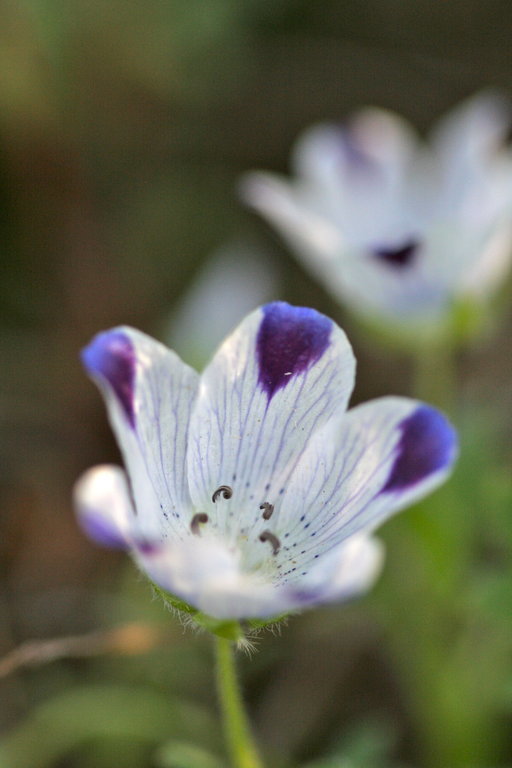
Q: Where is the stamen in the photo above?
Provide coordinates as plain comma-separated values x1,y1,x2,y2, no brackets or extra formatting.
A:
212,485,233,503
190,513,208,535
259,530,281,555
259,502,274,520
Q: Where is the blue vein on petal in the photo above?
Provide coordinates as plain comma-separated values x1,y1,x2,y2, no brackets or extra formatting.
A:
256,302,332,401
81,330,136,427
382,405,457,492
373,239,418,268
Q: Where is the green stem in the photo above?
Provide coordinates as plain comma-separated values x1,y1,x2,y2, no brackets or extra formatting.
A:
214,636,264,768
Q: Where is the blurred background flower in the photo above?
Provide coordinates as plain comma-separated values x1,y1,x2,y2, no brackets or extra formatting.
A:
241,92,512,346
1,1,512,767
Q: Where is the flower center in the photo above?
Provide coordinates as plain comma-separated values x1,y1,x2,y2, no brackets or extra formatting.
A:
190,485,283,577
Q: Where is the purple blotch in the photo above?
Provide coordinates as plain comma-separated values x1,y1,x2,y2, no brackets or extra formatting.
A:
79,510,128,550
287,582,329,607
256,303,332,400
134,539,161,556
383,405,457,493
82,330,136,427
373,239,418,268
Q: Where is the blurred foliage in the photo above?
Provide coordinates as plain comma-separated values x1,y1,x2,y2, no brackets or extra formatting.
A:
0,683,220,768
1,0,512,766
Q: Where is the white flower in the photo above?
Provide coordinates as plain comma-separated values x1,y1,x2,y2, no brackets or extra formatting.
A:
241,93,512,329
74,302,457,621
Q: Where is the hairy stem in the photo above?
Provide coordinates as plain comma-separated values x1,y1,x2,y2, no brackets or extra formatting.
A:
215,636,264,768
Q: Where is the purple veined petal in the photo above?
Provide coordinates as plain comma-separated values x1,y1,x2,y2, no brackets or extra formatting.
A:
187,302,355,540
285,535,384,608
82,327,199,538
256,302,332,400
73,465,134,549
82,331,137,427
382,405,457,493
274,397,457,568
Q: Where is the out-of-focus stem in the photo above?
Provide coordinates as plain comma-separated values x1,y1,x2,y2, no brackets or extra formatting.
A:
384,342,501,767
413,342,456,414
0,623,169,678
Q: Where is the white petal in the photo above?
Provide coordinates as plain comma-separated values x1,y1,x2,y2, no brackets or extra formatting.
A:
242,171,358,313
134,533,383,619
187,302,355,538
81,327,199,537
285,535,384,607
321,245,444,322
273,397,458,567
290,123,355,188
342,107,418,172
460,220,512,298
134,536,289,619
431,90,511,171
323,217,512,323
74,465,134,548
240,172,345,261
291,110,418,187
242,112,418,250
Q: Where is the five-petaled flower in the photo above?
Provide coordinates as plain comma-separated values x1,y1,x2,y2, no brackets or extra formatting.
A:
74,303,457,621
241,93,512,331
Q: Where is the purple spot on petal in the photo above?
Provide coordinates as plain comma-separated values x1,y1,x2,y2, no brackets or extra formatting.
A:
383,405,457,493
256,303,332,400
82,330,136,427
134,540,161,555
287,582,328,607
337,125,380,177
373,239,418,269
79,510,127,549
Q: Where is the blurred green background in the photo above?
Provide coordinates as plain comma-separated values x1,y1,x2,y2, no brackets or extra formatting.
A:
1,1,512,766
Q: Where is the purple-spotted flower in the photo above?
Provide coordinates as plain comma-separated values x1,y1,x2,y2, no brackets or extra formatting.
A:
74,303,457,621
241,93,512,335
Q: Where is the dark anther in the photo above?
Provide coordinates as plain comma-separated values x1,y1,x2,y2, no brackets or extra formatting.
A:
259,530,281,555
259,502,274,520
212,485,233,503
190,513,208,535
